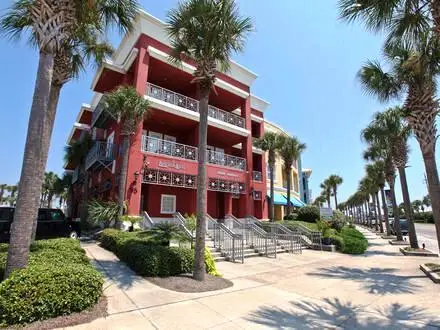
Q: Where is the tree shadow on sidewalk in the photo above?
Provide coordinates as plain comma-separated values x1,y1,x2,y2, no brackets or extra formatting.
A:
245,298,439,329
94,259,145,290
307,266,423,295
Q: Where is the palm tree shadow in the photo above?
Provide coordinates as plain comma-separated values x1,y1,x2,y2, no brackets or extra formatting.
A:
93,259,145,290
245,298,439,329
307,266,423,295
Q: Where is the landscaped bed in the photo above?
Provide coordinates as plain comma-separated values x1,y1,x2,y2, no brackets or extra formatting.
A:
0,239,104,328
99,229,226,292
420,263,440,284
400,247,439,257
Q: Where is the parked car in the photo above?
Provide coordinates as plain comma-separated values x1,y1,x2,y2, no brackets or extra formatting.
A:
390,218,408,236
0,207,80,242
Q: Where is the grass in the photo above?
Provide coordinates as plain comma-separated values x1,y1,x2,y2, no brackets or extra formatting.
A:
426,263,440,272
280,220,319,231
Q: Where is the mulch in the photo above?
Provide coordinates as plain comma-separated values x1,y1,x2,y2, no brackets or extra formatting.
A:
147,274,233,293
5,296,107,330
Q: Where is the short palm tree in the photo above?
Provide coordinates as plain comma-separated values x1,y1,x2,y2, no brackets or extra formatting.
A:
102,86,150,227
327,175,343,209
412,200,423,214
167,0,252,281
41,172,59,208
1,0,139,278
6,185,18,207
313,194,327,207
0,184,7,205
320,179,332,208
277,135,306,216
254,132,281,222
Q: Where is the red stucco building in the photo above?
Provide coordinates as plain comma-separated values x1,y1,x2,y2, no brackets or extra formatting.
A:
65,10,271,221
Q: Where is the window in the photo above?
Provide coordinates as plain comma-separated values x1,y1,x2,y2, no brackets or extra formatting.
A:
160,195,176,214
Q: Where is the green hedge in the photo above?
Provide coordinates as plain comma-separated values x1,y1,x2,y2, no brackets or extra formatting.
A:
0,238,103,326
297,205,320,223
99,229,218,277
339,227,368,254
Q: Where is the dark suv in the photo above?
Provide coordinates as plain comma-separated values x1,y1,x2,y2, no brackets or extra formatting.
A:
0,207,81,242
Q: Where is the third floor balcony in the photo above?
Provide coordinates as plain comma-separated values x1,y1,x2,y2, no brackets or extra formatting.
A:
141,135,246,171
146,83,246,130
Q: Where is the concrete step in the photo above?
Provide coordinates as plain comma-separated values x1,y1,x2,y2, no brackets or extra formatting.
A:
214,256,227,262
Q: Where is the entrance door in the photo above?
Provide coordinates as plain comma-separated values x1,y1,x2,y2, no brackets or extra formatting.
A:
217,192,225,220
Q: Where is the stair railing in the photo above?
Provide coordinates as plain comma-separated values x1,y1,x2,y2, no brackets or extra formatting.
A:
262,223,302,254
286,223,322,250
142,211,154,229
216,223,244,263
246,223,277,258
173,212,195,242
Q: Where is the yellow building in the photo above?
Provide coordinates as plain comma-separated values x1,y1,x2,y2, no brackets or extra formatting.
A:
264,120,305,220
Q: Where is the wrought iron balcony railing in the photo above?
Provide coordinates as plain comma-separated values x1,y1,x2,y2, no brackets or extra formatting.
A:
141,135,246,171
85,141,116,170
147,83,245,129
252,171,263,182
72,167,80,184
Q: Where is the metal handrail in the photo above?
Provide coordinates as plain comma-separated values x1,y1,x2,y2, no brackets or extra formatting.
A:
247,223,277,258
286,222,322,250
142,211,154,229
216,223,244,263
173,212,195,241
263,223,302,254
147,83,245,128
141,135,246,171
85,141,116,170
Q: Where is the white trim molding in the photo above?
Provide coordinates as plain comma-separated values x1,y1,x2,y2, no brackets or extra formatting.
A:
251,95,270,113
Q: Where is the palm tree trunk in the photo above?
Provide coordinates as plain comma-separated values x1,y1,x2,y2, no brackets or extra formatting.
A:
194,86,210,282
327,198,330,208
380,187,391,236
334,192,338,210
421,150,440,252
117,136,130,228
370,194,377,230
286,169,291,216
80,170,89,223
388,177,403,240
375,192,383,233
431,2,440,39
5,51,54,278
364,202,368,225
398,167,419,249
269,164,275,222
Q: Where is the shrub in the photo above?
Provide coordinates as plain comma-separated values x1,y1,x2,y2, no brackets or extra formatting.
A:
149,223,187,246
340,227,368,254
0,264,103,325
283,214,297,221
205,248,221,276
0,238,103,326
88,200,121,228
329,210,346,232
316,220,332,236
184,213,197,233
297,205,320,223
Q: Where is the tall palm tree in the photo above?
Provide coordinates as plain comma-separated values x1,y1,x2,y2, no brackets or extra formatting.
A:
423,194,432,210
347,2,440,253
41,172,59,208
254,132,281,222
102,86,150,227
339,0,440,44
327,174,343,209
320,179,332,208
412,200,423,214
1,0,139,278
167,0,252,281
366,162,388,233
6,185,18,207
277,135,306,216
313,194,327,208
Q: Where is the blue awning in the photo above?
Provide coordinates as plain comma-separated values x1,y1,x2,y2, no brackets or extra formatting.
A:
289,196,306,207
267,193,289,205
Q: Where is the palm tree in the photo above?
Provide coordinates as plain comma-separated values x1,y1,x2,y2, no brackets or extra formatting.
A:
42,172,59,208
327,175,343,209
277,135,306,216
366,162,388,234
313,194,327,208
0,184,7,205
102,86,150,227
254,132,281,222
6,185,18,207
1,1,139,278
320,179,332,208
339,0,440,44
351,4,440,253
167,0,252,281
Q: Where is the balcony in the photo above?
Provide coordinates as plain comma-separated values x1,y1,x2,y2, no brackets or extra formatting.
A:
91,96,116,128
141,135,246,171
252,171,263,182
146,83,245,129
86,141,116,170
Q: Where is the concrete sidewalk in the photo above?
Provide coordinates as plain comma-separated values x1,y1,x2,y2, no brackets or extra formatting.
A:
62,228,440,329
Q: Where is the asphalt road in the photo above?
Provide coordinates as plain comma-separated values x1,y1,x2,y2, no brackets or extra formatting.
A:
415,223,439,254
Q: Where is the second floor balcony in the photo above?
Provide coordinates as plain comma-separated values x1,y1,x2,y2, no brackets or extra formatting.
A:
146,83,246,129
86,141,116,170
141,135,246,171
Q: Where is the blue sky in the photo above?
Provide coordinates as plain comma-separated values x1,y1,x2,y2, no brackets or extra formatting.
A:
0,0,436,206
